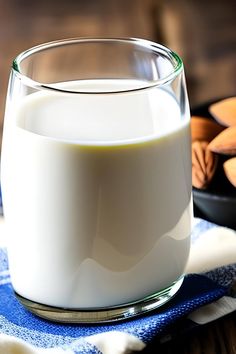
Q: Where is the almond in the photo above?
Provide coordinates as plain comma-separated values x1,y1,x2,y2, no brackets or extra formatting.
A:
208,126,236,155
209,97,236,127
191,116,224,142
192,140,218,189
223,157,236,187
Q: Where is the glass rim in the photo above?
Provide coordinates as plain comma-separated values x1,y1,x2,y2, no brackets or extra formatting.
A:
12,37,184,94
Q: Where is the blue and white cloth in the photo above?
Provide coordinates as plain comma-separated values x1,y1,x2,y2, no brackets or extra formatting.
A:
0,200,236,353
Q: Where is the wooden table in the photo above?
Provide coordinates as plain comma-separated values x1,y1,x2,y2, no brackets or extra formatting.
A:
0,0,235,352
142,313,236,353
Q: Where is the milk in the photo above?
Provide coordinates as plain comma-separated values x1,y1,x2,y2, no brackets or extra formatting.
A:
1,80,192,308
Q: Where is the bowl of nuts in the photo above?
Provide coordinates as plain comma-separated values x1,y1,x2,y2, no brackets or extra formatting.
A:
191,97,236,229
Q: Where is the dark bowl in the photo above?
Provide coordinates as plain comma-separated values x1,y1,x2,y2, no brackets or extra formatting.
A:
191,98,236,229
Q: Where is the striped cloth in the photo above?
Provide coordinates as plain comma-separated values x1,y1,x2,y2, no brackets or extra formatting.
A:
0,193,236,353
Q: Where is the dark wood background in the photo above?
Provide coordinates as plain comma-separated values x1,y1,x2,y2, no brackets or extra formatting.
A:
0,0,235,352
0,0,235,141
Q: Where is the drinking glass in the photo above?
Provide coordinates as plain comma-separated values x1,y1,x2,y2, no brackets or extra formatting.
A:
1,38,192,323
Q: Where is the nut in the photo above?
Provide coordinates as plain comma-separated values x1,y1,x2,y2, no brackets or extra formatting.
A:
208,126,236,155
192,140,218,189
209,97,236,127
223,157,236,188
191,116,224,142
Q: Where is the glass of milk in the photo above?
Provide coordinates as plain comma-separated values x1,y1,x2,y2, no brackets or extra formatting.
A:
1,38,192,323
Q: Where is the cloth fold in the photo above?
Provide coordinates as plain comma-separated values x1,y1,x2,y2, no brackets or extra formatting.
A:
0,216,236,354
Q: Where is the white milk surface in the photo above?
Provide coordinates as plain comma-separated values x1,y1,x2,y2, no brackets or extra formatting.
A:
1,80,192,308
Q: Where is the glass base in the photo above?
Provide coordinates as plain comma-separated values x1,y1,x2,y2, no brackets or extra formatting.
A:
15,276,184,323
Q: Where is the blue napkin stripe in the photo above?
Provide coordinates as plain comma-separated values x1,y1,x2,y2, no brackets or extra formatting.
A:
0,274,226,347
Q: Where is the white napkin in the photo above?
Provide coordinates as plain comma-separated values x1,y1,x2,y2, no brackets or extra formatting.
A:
186,220,236,273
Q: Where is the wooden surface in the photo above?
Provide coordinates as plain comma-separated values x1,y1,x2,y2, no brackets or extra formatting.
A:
0,0,235,139
0,0,235,352
142,313,236,353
